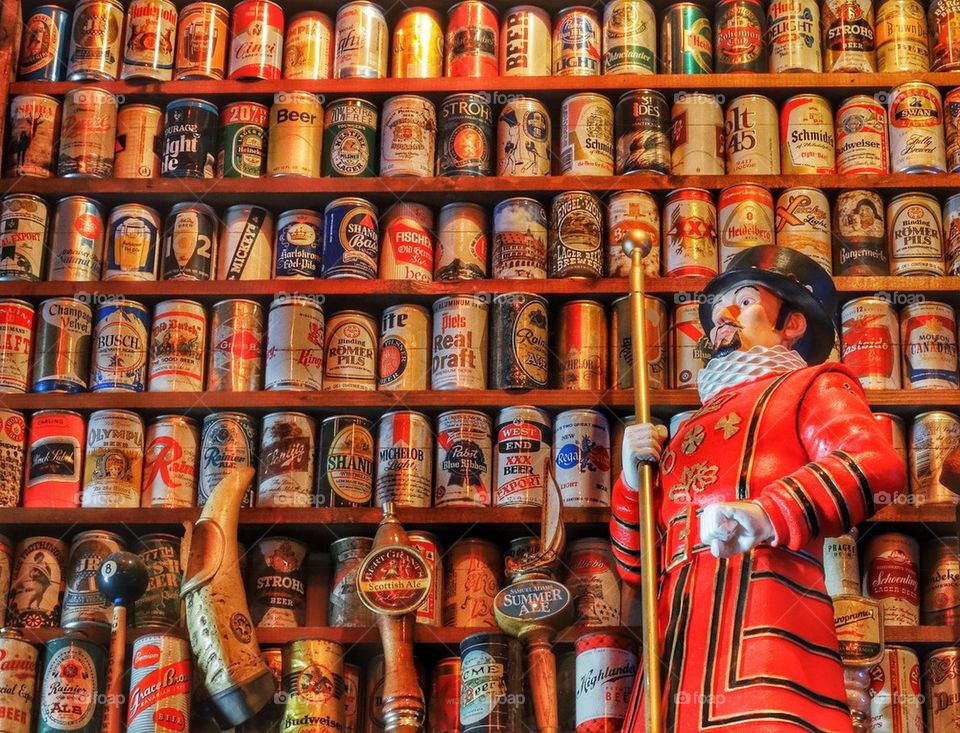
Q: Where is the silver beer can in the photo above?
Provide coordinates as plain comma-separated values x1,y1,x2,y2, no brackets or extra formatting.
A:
431,295,488,390
553,409,611,507
910,411,960,506
497,96,550,176
380,94,436,177
47,196,106,281
323,310,378,390
823,531,860,597
835,94,889,175
436,202,489,280
869,646,923,733
207,299,264,391
375,410,433,508
142,414,199,508
265,294,324,391
198,411,258,507
900,301,959,389
435,409,492,507
218,204,274,280
767,0,821,72
257,411,316,508
147,299,206,391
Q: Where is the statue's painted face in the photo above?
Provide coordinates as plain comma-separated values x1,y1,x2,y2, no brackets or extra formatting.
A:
708,284,807,358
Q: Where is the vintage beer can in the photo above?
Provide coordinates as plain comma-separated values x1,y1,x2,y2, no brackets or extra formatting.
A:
265,294,324,391
671,302,709,388
840,297,901,390
924,647,960,731
428,657,461,732
217,101,267,178
555,300,607,390
459,634,516,731
910,411,960,505
552,6,601,75
876,0,930,71
835,95,889,175
0,300,33,394
780,94,836,174
321,197,379,279
833,190,888,275
343,662,361,733
887,193,945,276
431,295,488,390
767,0,821,72
120,0,177,80
160,98,218,178
6,94,61,177
379,304,430,391
497,97,550,176
549,191,603,278
945,88,960,173
323,98,377,178
207,299,264,391
575,632,639,733
615,89,671,175
888,82,947,173
901,301,959,389
380,95,436,177
114,104,163,178
247,537,307,626
560,93,614,175
329,537,376,626
493,197,547,279
775,188,832,272
60,529,125,628
0,194,48,281
436,202,489,280
219,205,273,280
0,411,24,507
147,299,206,391
931,0,960,70
435,410,493,507
284,11,334,79
323,310,377,390
274,209,322,279
161,202,216,280
334,1,388,78
266,92,323,178
175,2,228,79
444,540,501,627
24,410,83,508
660,2,713,73
407,530,443,626
491,292,548,390
315,415,374,508
198,411,258,507
7,537,67,627
380,202,434,281
103,203,161,281
564,538,621,625
392,7,443,78
823,532,860,597
724,94,779,175
18,5,71,81
611,295,667,390
822,0,876,71
32,297,92,393
0,537,9,622
47,196,105,281
228,0,283,80
0,628,37,729
662,188,719,277
281,639,345,731
862,532,920,625
945,193,960,274
81,409,144,508
714,0,767,72
554,409,611,507
501,5,551,75
446,1,499,76
257,412,316,508
603,0,656,73
57,87,118,177
66,0,124,80
921,540,960,624
438,93,493,177
869,646,923,732
126,634,191,732
375,410,433,508
37,634,106,731
141,415,198,507
718,183,775,270
494,406,552,507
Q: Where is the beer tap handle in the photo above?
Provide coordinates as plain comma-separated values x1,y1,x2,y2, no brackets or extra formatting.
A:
526,629,559,733
377,613,424,733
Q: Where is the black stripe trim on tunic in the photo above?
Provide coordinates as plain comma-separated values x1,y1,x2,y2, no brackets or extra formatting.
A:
663,564,692,732
749,570,832,604
612,512,638,531
831,450,875,517
701,558,730,729
701,710,827,732
806,462,851,529
781,475,820,539
742,627,844,662
610,535,642,558
736,373,792,500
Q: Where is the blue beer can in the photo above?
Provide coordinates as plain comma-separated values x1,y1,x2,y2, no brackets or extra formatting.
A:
90,299,150,392
321,197,379,279
18,5,71,81
274,208,323,279
103,203,161,281
161,98,219,178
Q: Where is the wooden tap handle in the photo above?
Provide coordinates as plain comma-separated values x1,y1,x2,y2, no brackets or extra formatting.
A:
528,635,559,733
101,604,127,733
377,613,423,733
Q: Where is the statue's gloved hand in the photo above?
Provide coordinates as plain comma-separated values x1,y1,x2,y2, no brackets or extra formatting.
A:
621,422,669,491
700,500,776,558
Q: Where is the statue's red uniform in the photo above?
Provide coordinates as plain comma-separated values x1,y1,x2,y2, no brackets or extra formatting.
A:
610,363,906,733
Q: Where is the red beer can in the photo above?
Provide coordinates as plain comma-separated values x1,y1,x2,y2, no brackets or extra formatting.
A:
446,1,499,77
574,631,639,733
229,0,284,80
24,409,85,508
840,297,901,390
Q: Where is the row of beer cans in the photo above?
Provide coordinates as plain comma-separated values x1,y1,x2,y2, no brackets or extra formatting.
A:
17,0,960,83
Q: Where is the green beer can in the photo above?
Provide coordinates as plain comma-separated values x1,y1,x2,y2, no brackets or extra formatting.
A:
660,2,714,73
36,632,107,733
217,101,268,178
322,97,378,177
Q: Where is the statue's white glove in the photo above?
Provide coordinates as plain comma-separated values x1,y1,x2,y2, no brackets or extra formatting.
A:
621,422,669,492
700,501,776,558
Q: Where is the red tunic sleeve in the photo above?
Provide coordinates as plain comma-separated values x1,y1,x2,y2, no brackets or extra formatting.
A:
610,474,644,587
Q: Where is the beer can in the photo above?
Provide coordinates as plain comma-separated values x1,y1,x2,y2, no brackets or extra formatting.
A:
725,94,780,175
323,310,377,390
431,295,488,390
380,95,436,177
922,539,960,624
60,529,125,628
247,537,307,626
344,664,361,733
497,97,550,176
662,188,719,277
780,94,836,174
408,530,443,626
553,6,601,75
602,0,656,74
767,0,821,72
560,93,614,175
66,0,124,80
91,299,149,392
888,82,947,173
120,0,177,80
273,209,322,279
37,634,106,731
378,304,429,391
672,92,724,175
265,294,324,391
924,647,960,731
198,411,257,507
47,196,105,282
869,646,923,733
775,188,832,272
494,406,552,507
32,297,92,393
910,411,960,505
217,101,267,178
446,1,499,76
605,190,659,278
671,302,709,389
334,1,388,78
257,412,316,509
833,190,888,275
126,634,191,732
323,97,377,178
142,415,198,507
133,534,183,627
147,299,206,391
267,92,323,177
493,197,547,279
944,193,960,274
615,89,670,175
823,532,860,597
207,299,264,391
611,294,666,390
375,410,432,508
435,410,492,507
945,88,960,173
876,0,930,71
0,411,24,507
717,184,775,270
174,2,228,80
81,408,144,508
103,203,161,281
18,5,71,81
321,197,379,279
57,87,118,178
436,202,489,280
0,194,48,281
161,201,217,280
7,537,67,627
114,104,163,178
931,0,960,70
24,410,83,508
443,540,502,627
574,632,639,733
281,639,345,731
564,538,621,625
887,193,945,276
0,628,37,730
0,537,9,621
822,0,877,71
315,415,374,508
835,95,888,175
160,97,218,178
329,537,376,626
380,202,434,281
501,5,551,75
862,532,920,625
0,300,33,394
660,2,713,73
228,0,283,80
391,7,442,78
459,634,515,731
840,297,901,390
438,93,493,177
714,0,767,72
284,11,334,80
549,191,603,278
429,657,461,733
554,409,611,507
491,292,548,390
218,205,273,280
555,300,608,390
900,301,959,389
6,94,61,177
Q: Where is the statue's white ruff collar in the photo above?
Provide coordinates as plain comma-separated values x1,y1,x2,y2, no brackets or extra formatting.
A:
696,345,808,403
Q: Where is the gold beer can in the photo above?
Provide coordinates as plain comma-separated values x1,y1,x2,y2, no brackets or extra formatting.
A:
554,299,608,390
775,187,832,272
114,104,163,178
281,639,345,733
921,539,960,625
876,0,930,72
174,2,229,80
611,294,666,390
284,11,334,80
66,0,125,80
267,91,324,177
924,647,960,730
392,7,444,78
442,538,502,627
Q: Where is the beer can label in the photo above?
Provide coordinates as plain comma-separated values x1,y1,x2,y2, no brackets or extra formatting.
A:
257,413,315,508
379,305,430,390
714,0,767,72
323,312,377,390
148,301,205,391
284,11,333,79
49,197,104,282
780,95,836,173
142,419,197,507
554,410,611,507
823,0,876,71
431,296,488,390
229,0,283,79
62,531,124,627
134,535,183,626
82,410,144,508
322,199,379,279
58,88,118,177
275,209,322,278
767,0,821,72
888,195,945,276
889,84,947,172
438,93,493,176
575,644,638,729
497,99,550,176
774,188,832,272
67,0,124,79
0,411,25,507
104,205,161,281
607,191,659,277
376,412,432,507
836,97,888,175
491,293,548,389
380,95,436,177
199,412,257,507
208,300,263,391
603,0,656,73
380,203,434,281
725,95,781,175
494,408,552,506
34,297,92,393
493,198,547,278
901,304,959,388
9,538,66,626
436,203,488,280
218,102,267,178
40,639,103,729
161,99,218,178
323,98,378,177
435,411,492,506
663,189,719,277
126,635,191,732
316,416,374,507
26,412,83,508
501,6,552,75
265,296,324,390
175,2,229,79
0,195,48,281
561,94,614,175
162,204,216,280
121,0,177,79
841,298,901,390
549,192,603,278
334,2,388,78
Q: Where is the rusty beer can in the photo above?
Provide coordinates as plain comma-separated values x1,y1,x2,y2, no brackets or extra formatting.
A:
198,411,257,507
329,536,376,626
560,93,614,175
24,410,84,508
435,410,493,507
57,86,118,178
120,0,178,81
431,295,488,390
265,294,324,391
380,202,434,281
888,82,947,173
257,412,316,508
554,409,611,507
549,191,603,278
900,301,959,389
380,95,436,177
555,299,608,390
767,0,822,72
0,411,25,507
887,193,945,276
841,297,901,390
392,7,443,78
81,408,144,508
60,529,125,628
315,415,374,508
662,188,719,277
0,628,37,729
491,292,548,389
228,0,284,80
862,532,920,626
436,202,488,280
142,415,197,507
32,297,92,393
126,633,191,732
6,94,61,177
375,410,433,508
446,1,499,76
207,298,264,391
775,188,832,272
0,300,33,394
494,406,552,507
247,537,307,627
7,536,67,627
323,310,377,390
334,1,388,78
267,91,323,178
379,304,430,391
910,411,960,505
822,0,877,71
174,2,228,79
408,530,443,626
443,539,501,627
501,5,551,75
284,11,334,80
780,94,836,174
616,89,670,175
66,0,124,80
